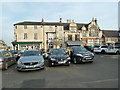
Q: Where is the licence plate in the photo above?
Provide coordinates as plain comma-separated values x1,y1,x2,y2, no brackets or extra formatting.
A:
86,58,91,60
26,66,34,68
58,61,64,64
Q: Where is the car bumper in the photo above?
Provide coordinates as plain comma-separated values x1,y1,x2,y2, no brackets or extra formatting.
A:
17,63,44,71
75,56,94,62
51,60,70,65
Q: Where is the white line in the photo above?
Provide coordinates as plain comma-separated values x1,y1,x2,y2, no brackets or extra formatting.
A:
81,78,118,84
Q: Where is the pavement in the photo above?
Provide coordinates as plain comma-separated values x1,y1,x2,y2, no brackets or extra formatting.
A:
2,54,119,88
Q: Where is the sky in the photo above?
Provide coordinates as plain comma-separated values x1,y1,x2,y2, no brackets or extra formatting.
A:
0,1,118,46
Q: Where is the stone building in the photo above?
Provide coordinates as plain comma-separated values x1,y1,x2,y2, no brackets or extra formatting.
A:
12,18,116,51
0,40,7,50
102,30,119,46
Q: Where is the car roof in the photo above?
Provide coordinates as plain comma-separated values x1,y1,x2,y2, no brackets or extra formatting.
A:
24,50,40,51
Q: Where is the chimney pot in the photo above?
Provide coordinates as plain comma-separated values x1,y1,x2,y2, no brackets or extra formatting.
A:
60,18,62,23
42,18,44,22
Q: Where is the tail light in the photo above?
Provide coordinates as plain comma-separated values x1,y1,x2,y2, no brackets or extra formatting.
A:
0,58,4,62
14,54,18,56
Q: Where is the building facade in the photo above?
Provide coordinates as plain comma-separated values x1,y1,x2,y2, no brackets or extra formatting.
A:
12,18,118,51
0,40,7,50
102,30,119,46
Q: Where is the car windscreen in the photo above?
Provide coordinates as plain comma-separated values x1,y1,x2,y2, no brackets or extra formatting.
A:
74,47,88,53
50,49,66,55
21,51,41,56
108,46,114,49
9,50,18,54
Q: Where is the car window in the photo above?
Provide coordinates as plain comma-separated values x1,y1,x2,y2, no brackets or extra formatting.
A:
4,51,12,57
21,51,41,56
94,46,100,48
50,49,65,55
101,46,108,48
73,47,88,53
108,46,113,49
115,47,120,49
9,50,18,54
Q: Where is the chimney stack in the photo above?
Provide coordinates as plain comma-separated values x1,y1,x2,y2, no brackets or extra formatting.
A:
60,18,62,23
42,18,44,22
95,18,97,23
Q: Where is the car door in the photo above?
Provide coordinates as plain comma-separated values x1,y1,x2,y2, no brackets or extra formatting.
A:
3,51,14,67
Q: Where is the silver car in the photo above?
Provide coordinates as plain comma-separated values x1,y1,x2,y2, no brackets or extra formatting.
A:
105,46,120,55
17,50,45,71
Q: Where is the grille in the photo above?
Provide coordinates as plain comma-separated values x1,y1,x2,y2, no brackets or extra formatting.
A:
58,59,64,61
23,62,38,66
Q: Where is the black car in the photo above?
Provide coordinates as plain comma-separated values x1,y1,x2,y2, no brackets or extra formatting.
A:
70,46,94,64
48,49,71,66
84,46,94,52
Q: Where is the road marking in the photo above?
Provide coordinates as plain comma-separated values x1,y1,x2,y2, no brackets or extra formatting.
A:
81,78,118,84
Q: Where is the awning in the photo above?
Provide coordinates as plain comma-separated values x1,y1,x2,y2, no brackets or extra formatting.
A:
48,42,54,44
12,41,42,45
66,41,84,46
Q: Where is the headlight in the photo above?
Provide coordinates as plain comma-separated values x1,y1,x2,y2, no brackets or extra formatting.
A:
76,54,83,57
51,58,56,61
91,53,94,56
40,60,44,63
67,57,70,60
17,60,23,64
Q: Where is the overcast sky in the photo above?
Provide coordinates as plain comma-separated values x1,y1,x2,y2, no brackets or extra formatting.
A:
1,2,118,46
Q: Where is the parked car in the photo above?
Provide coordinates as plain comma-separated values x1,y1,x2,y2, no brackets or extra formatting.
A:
93,45,108,54
0,50,16,70
105,46,120,55
17,50,45,71
70,46,94,63
48,48,71,66
84,46,94,52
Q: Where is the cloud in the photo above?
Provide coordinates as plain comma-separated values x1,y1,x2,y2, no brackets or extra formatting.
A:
1,2,118,46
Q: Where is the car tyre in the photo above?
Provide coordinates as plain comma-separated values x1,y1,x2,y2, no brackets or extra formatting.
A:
116,51,119,55
48,60,52,67
73,58,77,64
64,61,70,66
101,50,106,54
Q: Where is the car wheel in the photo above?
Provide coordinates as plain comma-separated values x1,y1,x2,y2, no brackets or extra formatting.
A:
48,60,52,67
64,61,70,66
73,58,77,64
101,50,106,54
116,51,119,55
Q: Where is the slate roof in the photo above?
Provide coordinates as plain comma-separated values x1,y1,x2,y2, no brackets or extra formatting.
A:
77,23,89,30
102,30,119,37
14,21,89,30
